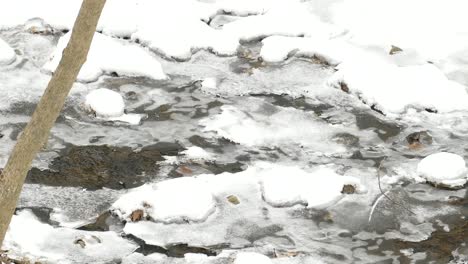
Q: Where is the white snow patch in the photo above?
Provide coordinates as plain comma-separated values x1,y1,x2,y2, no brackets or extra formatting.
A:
234,252,272,264
260,35,353,64
4,210,137,263
182,146,214,161
261,165,363,208
201,77,217,90
0,37,16,65
417,152,468,188
112,177,216,223
329,61,468,114
85,88,125,118
84,88,143,125
44,32,166,82
222,1,337,42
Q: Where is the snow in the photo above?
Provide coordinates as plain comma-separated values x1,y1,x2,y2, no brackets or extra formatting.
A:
234,252,272,264
43,32,166,82
182,146,214,161
201,77,217,90
84,88,143,125
260,36,353,64
0,37,15,65
112,177,216,223
2,0,468,263
261,165,362,208
329,61,468,114
260,35,468,115
222,0,337,42
85,88,125,118
4,210,137,263
417,152,468,188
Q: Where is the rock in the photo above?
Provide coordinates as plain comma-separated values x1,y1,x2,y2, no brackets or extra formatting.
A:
227,195,240,205
332,133,359,147
24,18,54,35
341,184,356,194
406,131,433,150
389,45,403,55
74,239,86,248
130,210,145,222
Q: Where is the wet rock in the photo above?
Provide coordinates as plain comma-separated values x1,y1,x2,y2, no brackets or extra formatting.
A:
264,94,333,117
406,131,433,149
140,142,185,156
227,195,240,205
74,239,86,248
176,165,193,175
78,211,123,232
389,45,403,55
332,133,360,147
27,143,183,189
290,208,333,224
341,184,356,194
340,82,350,93
188,135,225,153
131,210,145,222
126,234,219,258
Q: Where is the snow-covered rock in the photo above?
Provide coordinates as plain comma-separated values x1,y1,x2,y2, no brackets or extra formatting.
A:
201,77,217,90
0,38,16,65
330,61,468,114
112,177,216,223
261,165,362,208
4,210,137,263
260,35,353,64
417,152,468,188
84,88,143,125
182,146,214,161
44,32,166,82
234,252,272,264
222,0,336,42
85,88,125,118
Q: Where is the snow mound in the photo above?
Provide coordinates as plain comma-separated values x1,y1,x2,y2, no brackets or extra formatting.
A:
0,38,16,65
112,177,216,223
260,35,352,64
182,146,214,161
201,77,217,90
234,252,272,264
417,152,468,188
84,88,143,125
44,32,166,82
261,165,362,208
222,1,336,42
85,88,125,118
4,210,137,263
330,61,468,114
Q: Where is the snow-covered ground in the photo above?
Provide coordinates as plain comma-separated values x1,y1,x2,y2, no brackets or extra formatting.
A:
0,0,467,263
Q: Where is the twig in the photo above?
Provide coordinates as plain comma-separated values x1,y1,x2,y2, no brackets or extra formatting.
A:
368,158,416,223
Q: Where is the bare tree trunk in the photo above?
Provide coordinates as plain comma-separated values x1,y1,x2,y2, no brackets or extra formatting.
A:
0,0,106,246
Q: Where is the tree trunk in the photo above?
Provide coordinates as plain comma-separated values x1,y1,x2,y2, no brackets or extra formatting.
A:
0,0,106,246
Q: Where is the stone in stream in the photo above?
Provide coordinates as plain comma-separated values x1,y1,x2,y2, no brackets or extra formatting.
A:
406,131,433,150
